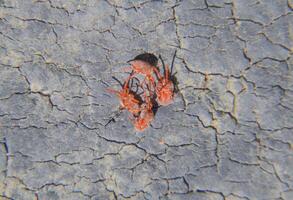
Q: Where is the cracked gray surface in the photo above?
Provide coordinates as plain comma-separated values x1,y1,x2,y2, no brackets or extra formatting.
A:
0,0,293,199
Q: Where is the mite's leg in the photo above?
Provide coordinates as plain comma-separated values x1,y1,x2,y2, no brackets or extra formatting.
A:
106,88,120,95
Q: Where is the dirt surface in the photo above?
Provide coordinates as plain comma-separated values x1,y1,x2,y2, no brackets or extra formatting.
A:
0,0,293,199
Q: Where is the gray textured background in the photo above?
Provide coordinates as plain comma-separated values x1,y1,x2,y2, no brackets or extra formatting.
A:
1,0,293,199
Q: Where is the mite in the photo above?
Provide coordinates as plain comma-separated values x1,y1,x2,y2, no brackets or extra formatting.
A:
130,84,154,131
107,72,141,115
124,53,160,92
154,54,176,106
